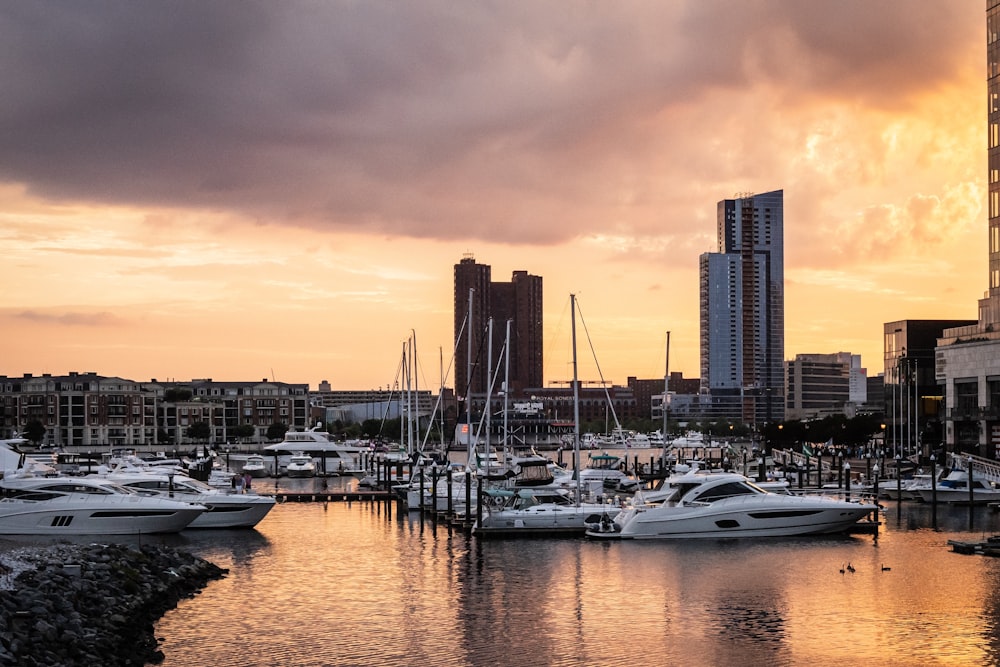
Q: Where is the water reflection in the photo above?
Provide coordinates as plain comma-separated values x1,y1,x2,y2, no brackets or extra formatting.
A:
116,497,1000,666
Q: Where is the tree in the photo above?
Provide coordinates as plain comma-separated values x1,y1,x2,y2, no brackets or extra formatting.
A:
266,422,289,442
186,421,211,443
24,420,45,446
231,424,256,442
164,387,193,402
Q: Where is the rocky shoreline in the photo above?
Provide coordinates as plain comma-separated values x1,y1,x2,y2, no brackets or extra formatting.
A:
0,542,227,666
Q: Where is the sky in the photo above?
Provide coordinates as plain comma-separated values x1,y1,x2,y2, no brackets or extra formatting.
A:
0,1,988,391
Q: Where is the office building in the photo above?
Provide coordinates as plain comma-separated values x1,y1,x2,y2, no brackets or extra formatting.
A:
785,352,866,420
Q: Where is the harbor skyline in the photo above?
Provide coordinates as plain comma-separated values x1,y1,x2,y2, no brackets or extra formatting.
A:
0,2,985,389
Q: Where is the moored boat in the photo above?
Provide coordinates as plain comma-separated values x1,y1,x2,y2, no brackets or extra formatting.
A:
475,487,621,537
285,453,317,478
913,468,1000,505
242,454,268,478
96,468,275,528
587,470,877,540
0,471,205,535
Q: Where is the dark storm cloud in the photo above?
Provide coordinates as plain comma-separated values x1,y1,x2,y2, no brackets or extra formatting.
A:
0,1,976,243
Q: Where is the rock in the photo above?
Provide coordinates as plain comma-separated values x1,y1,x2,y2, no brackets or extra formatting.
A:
0,543,227,666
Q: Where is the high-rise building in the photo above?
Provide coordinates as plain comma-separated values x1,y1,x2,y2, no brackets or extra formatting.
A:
453,255,543,398
699,190,785,424
935,2,1000,456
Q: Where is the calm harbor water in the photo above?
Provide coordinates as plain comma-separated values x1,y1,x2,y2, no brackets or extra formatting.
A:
131,474,1000,667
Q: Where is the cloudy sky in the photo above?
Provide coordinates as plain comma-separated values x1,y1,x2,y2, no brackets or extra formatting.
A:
0,1,986,390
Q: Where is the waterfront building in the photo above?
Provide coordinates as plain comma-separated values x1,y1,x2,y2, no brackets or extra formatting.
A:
0,372,155,447
0,373,309,448
885,321,973,456
784,353,865,420
310,381,450,433
453,255,543,398
699,189,785,425
935,1,1000,457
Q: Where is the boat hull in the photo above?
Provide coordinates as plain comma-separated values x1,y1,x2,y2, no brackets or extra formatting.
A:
0,497,203,535
914,489,1000,505
188,496,275,528
612,497,873,540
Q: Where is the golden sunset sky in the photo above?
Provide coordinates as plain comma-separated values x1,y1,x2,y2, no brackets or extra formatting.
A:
0,1,987,390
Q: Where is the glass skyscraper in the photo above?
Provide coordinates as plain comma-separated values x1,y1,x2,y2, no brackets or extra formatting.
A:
699,189,785,424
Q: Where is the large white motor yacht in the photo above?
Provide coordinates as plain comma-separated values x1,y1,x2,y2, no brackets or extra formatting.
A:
96,467,275,528
588,470,876,540
0,472,205,535
262,425,365,475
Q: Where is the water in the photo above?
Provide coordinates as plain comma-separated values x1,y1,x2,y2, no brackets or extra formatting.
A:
134,487,1000,667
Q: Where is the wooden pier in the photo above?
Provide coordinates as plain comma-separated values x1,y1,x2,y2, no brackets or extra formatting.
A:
260,491,395,503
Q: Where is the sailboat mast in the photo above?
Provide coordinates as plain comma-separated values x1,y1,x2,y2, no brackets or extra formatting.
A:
410,330,417,455
571,294,581,504
440,346,445,451
485,317,494,459
466,288,474,469
663,331,670,439
503,319,511,465
400,341,407,448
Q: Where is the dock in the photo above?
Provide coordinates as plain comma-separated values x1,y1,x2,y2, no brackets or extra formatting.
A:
260,491,395,503
948,536,1000,556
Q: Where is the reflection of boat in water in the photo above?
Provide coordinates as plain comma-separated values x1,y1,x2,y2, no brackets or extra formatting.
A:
0,471,205,535
587,470,876,540
475,487,621,537
284,454,317,478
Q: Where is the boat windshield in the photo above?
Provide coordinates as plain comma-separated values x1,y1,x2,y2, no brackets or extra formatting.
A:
685,480,761,503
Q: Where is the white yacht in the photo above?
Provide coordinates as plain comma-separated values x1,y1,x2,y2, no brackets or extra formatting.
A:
241,454,269,478
578,452,639,493
284,453,317,478
0,471,205,535
913,468,1000,505
588,470,876,540
475,487,621,537
96,468,275,528
262,425,365,475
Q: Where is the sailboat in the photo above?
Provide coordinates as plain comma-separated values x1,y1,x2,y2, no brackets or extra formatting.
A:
474,295,622,537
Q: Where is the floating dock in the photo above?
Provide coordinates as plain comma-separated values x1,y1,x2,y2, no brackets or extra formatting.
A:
948,536,1000,556
261,491,395,503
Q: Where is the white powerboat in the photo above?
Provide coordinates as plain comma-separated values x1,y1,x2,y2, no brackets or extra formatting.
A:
578,452,639,493
242,454,269,478
587,471,876,540
284,453,317,478
96,468,275,528
0,471,205,535
475,487,621,537
913,468,1000,505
